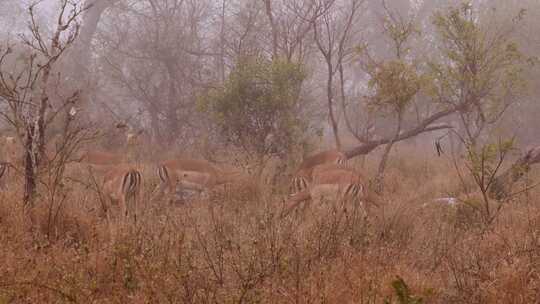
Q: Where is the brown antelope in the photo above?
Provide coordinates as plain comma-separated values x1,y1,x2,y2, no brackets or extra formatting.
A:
74,150,125,166
125,129,145,163
290,149,347,194
283,163,379,217
154,158,245,202
102,165,143,221
3,136,21,165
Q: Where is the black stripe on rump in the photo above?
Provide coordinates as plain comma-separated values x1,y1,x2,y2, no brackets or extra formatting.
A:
292,176,308,193
158,165,169,183
344,184,363,198
0,163,7,178
122,170,141,196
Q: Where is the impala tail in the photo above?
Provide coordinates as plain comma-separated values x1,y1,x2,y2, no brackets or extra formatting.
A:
290,176,308,194
0,162,8,178
344,183,363,198
123,170,142,195
157,165,170,184
122,169,142,215
0,162,8,189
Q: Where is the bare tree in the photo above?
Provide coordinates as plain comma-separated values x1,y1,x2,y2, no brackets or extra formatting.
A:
98,0,216,146
312,0,364,150
0,1,85,206
262,0,335,62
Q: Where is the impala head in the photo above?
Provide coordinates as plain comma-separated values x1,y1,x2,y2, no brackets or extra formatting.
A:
126,129,144,146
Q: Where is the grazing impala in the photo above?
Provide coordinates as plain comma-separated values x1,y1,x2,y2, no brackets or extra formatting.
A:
154,158,245,202
283,163,379,217
102,165,143,221
290,149,347,194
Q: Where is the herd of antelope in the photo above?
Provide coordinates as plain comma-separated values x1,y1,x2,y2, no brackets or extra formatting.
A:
0,133,379,221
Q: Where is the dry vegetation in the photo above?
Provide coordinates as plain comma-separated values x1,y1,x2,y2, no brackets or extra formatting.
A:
0,149,538,303
1,0,540,302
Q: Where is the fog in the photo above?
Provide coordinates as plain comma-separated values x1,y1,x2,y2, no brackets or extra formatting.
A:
2,0,540,153
2,1,540,301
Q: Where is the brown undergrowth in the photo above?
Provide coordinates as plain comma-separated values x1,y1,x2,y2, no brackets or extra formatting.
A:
0,154,539,303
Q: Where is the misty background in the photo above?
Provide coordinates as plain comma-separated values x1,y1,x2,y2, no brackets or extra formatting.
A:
1,0,539,164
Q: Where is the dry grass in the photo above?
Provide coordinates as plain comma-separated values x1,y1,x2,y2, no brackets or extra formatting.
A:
0,152,539,303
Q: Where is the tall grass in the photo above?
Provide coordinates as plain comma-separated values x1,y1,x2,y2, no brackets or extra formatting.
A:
0,153,538,303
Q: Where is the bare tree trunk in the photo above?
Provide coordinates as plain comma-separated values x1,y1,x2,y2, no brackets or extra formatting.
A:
374,111,403,192
326,62,341,150
74,0,110,72
165,64,180,145
263,0,279,59
219,0,227,83
24,42,56,206
148,106,162,145
64,0,113,127
23,126,38,205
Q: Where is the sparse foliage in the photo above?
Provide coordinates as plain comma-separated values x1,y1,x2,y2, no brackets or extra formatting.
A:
430,2,528,145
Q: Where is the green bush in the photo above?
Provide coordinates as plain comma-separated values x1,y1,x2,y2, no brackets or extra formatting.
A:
199,56,309,158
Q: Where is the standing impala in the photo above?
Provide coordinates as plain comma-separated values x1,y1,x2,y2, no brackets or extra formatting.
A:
290,149,347,194
102,164,143,222
283,163,379,217
154,158,245,202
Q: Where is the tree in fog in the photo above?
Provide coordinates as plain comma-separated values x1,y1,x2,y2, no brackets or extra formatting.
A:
343,1,529,162
97,0,217,145
312,0,365,150
430,3,528,146
200,56,308,171
0,1,85,205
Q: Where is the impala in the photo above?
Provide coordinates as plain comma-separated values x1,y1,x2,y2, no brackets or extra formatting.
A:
102,165,143,221
283,163,378,217
3,136,21,165
154,158,245,202
74,150,126,166
290,149,347,194
75,125,143,166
